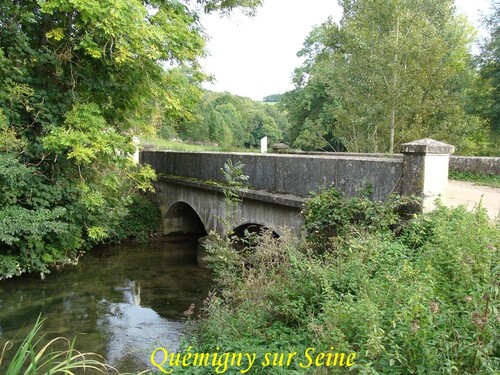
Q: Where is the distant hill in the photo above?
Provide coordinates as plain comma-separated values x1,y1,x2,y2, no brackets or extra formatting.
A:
263,94,283,103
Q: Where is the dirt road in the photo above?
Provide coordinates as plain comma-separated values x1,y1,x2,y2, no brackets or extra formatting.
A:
444,180,500,220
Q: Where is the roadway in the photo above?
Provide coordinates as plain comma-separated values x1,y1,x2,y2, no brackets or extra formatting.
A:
444,180,500,220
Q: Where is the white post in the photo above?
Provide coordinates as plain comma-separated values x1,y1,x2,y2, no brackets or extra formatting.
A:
132,136,140,164
260,136,268,153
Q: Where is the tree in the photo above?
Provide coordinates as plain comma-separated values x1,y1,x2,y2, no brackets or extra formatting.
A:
477,1,500,136
165,90,287,148
247,109,282,146
215,103,246,146
263,93,282,102
0,0,262,278
286,0,486,154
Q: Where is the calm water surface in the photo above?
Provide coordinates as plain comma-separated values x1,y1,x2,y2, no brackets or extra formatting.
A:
0,239,212,372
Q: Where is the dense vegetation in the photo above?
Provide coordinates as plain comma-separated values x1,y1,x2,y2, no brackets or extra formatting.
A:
184,190,499,374
159,91,288,148
474,1,500,137
0,0,262,279
279,0,499,155
2,0,498,373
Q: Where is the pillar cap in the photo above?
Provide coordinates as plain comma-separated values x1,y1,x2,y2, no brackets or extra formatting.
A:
400,138,455,155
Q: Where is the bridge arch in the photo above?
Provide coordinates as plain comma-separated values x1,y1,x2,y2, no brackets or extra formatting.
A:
163,201,207,237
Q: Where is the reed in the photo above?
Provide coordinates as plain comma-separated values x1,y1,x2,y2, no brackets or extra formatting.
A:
0,315,115,375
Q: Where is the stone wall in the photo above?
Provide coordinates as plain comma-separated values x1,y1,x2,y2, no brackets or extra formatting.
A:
449,156,500,175
141,151,403,202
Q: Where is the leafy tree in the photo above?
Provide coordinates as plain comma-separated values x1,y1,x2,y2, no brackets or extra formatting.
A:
0,0,262,278
247,109,282,146
206,106,233,146
263,93,282,102
476,1,500,136
198,0,263,15
279,66,345,151
215,103,246,146
285,0,488,154
165,90,287,148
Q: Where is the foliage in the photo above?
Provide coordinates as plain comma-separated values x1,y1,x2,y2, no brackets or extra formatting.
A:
198,0,264,16
302,186,419,250
282,0,492,154
263,93,283,102
186,198,499,374
162,91,287,148
114,194,162,242
475,0,500,136
279,22,346,152
219,159,249,232
0,0,262,279
449,170,500,188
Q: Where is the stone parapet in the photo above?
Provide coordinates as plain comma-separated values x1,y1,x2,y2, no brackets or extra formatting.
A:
141,150,403,202
449,156,500,175
141,138,456,214
400,139,455,211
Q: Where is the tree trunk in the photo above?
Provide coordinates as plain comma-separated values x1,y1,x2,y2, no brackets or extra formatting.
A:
389,14,400,154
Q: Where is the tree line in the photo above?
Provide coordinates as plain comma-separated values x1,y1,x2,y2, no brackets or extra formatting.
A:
159,91,287,148
161,0,499,155
279,0,499,155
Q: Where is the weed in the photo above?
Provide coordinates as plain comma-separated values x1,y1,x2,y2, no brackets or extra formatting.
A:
184,193,499,374
449,170,500,188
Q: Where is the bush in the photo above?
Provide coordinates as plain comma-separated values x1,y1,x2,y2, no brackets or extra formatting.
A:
302,186,419,250
184,201,499,374
114,194,161,241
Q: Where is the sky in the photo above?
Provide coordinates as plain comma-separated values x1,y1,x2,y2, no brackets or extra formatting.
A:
198,0,493,101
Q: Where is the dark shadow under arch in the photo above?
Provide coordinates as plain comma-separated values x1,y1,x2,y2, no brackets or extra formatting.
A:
164,202,207,238
231,223,279,239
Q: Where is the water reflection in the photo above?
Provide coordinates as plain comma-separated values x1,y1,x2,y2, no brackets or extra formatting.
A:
99,280,186,369
0,239,212,372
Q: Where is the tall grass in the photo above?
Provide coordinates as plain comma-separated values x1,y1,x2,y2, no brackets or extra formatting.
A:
0,316,149,374
186,191,500,374
449,170,500,188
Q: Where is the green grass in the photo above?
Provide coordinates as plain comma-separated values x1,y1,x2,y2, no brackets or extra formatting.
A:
144,138,220,152
449,170,500,188
143,138,258,153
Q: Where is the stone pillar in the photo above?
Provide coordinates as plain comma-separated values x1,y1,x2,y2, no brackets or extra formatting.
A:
400,139,455,212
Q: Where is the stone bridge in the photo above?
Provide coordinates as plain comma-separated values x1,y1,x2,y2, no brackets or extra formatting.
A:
140,139,455,238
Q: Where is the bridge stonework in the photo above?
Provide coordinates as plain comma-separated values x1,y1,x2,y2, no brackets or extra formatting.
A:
141,139,454,237
154,180,304,237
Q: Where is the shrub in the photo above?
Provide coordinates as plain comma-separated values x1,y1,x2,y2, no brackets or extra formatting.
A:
185,200,499,374
114,194,161,241
302,186,418,251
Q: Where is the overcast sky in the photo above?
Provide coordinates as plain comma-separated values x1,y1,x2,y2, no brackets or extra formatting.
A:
199,0,493,101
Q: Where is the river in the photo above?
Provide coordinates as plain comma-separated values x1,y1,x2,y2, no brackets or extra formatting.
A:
0,239,212,372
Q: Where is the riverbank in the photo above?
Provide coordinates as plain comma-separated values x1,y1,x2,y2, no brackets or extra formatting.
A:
180,191,499,374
